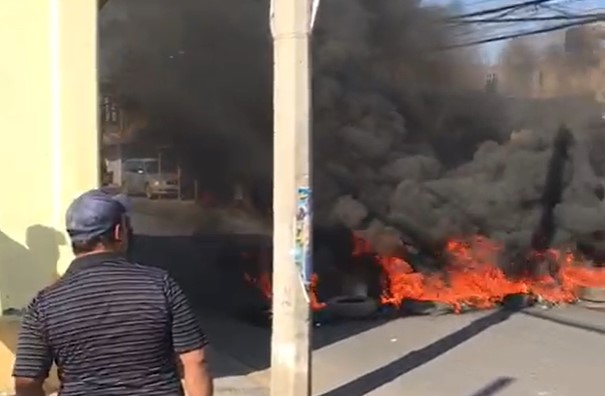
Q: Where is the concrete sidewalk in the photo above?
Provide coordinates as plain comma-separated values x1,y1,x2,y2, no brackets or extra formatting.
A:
207,346,269,396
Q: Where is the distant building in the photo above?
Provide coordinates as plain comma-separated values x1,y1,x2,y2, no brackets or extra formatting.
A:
99,81,150,186
492,24,605,101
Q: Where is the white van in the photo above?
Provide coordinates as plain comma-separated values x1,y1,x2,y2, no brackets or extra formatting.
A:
121,158,179,199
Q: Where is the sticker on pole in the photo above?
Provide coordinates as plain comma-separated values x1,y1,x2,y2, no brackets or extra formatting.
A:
294,186,312,289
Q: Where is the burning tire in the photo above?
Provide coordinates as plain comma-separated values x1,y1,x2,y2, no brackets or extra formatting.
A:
501,293,536,310
327,296,378,319
400,299,453,315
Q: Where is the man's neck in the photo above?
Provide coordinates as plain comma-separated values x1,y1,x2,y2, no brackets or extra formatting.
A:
75,248,119,259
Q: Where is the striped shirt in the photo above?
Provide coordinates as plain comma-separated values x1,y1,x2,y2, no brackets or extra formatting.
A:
12,252,208,396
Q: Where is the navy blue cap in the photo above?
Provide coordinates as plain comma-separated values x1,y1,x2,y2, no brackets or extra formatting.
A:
65,189,131,243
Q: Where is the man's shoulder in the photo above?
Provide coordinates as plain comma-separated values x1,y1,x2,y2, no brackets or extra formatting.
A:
94,259,171,285
128,261,171,280
39,260,170,298
36,276,68,300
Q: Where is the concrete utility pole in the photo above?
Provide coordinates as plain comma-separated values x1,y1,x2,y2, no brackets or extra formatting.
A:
270,0,313,395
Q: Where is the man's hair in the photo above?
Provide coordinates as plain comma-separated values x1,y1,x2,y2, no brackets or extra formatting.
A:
71,229,118,254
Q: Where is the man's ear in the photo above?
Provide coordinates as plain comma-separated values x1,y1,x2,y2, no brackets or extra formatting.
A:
114,223,122,241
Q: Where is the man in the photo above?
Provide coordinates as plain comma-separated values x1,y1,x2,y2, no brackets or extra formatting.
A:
12,189,213,396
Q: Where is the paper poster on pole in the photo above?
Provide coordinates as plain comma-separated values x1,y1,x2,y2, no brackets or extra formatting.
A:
294,186,312,296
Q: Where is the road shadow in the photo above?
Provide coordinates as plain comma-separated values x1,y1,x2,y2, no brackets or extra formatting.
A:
520,310,605,335
318,310,513,396
468,377,515,396
132,233,393,380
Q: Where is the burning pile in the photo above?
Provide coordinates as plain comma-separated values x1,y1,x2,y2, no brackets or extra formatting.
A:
359,234,605,312
245,232,605,315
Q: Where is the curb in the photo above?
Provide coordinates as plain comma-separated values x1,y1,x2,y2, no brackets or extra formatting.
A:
578,287,605,304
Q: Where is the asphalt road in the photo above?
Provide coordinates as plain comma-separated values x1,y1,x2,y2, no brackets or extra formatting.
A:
310,306,605,396
129,199,605,396
201,304,605,396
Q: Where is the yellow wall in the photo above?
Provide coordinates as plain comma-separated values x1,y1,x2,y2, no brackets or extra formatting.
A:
0,318,20,392
0,1,98,393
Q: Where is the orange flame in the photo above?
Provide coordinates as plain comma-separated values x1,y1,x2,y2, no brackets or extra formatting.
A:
354,234,605,312
244,272,273,300
242,250,325,310
243,233,605,314
244,271,326,310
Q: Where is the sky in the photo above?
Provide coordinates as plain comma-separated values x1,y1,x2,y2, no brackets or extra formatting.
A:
425,0,604,63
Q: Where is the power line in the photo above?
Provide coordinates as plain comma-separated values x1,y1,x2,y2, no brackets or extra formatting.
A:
544,0,598,15
444,15,604,49
448,0,556,20
442,0,605,49
541,3,580,17
453,13,605,23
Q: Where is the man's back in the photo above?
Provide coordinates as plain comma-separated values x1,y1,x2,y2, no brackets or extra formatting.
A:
14,252,207,396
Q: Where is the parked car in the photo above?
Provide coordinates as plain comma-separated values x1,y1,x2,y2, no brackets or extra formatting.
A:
121,158,179,199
